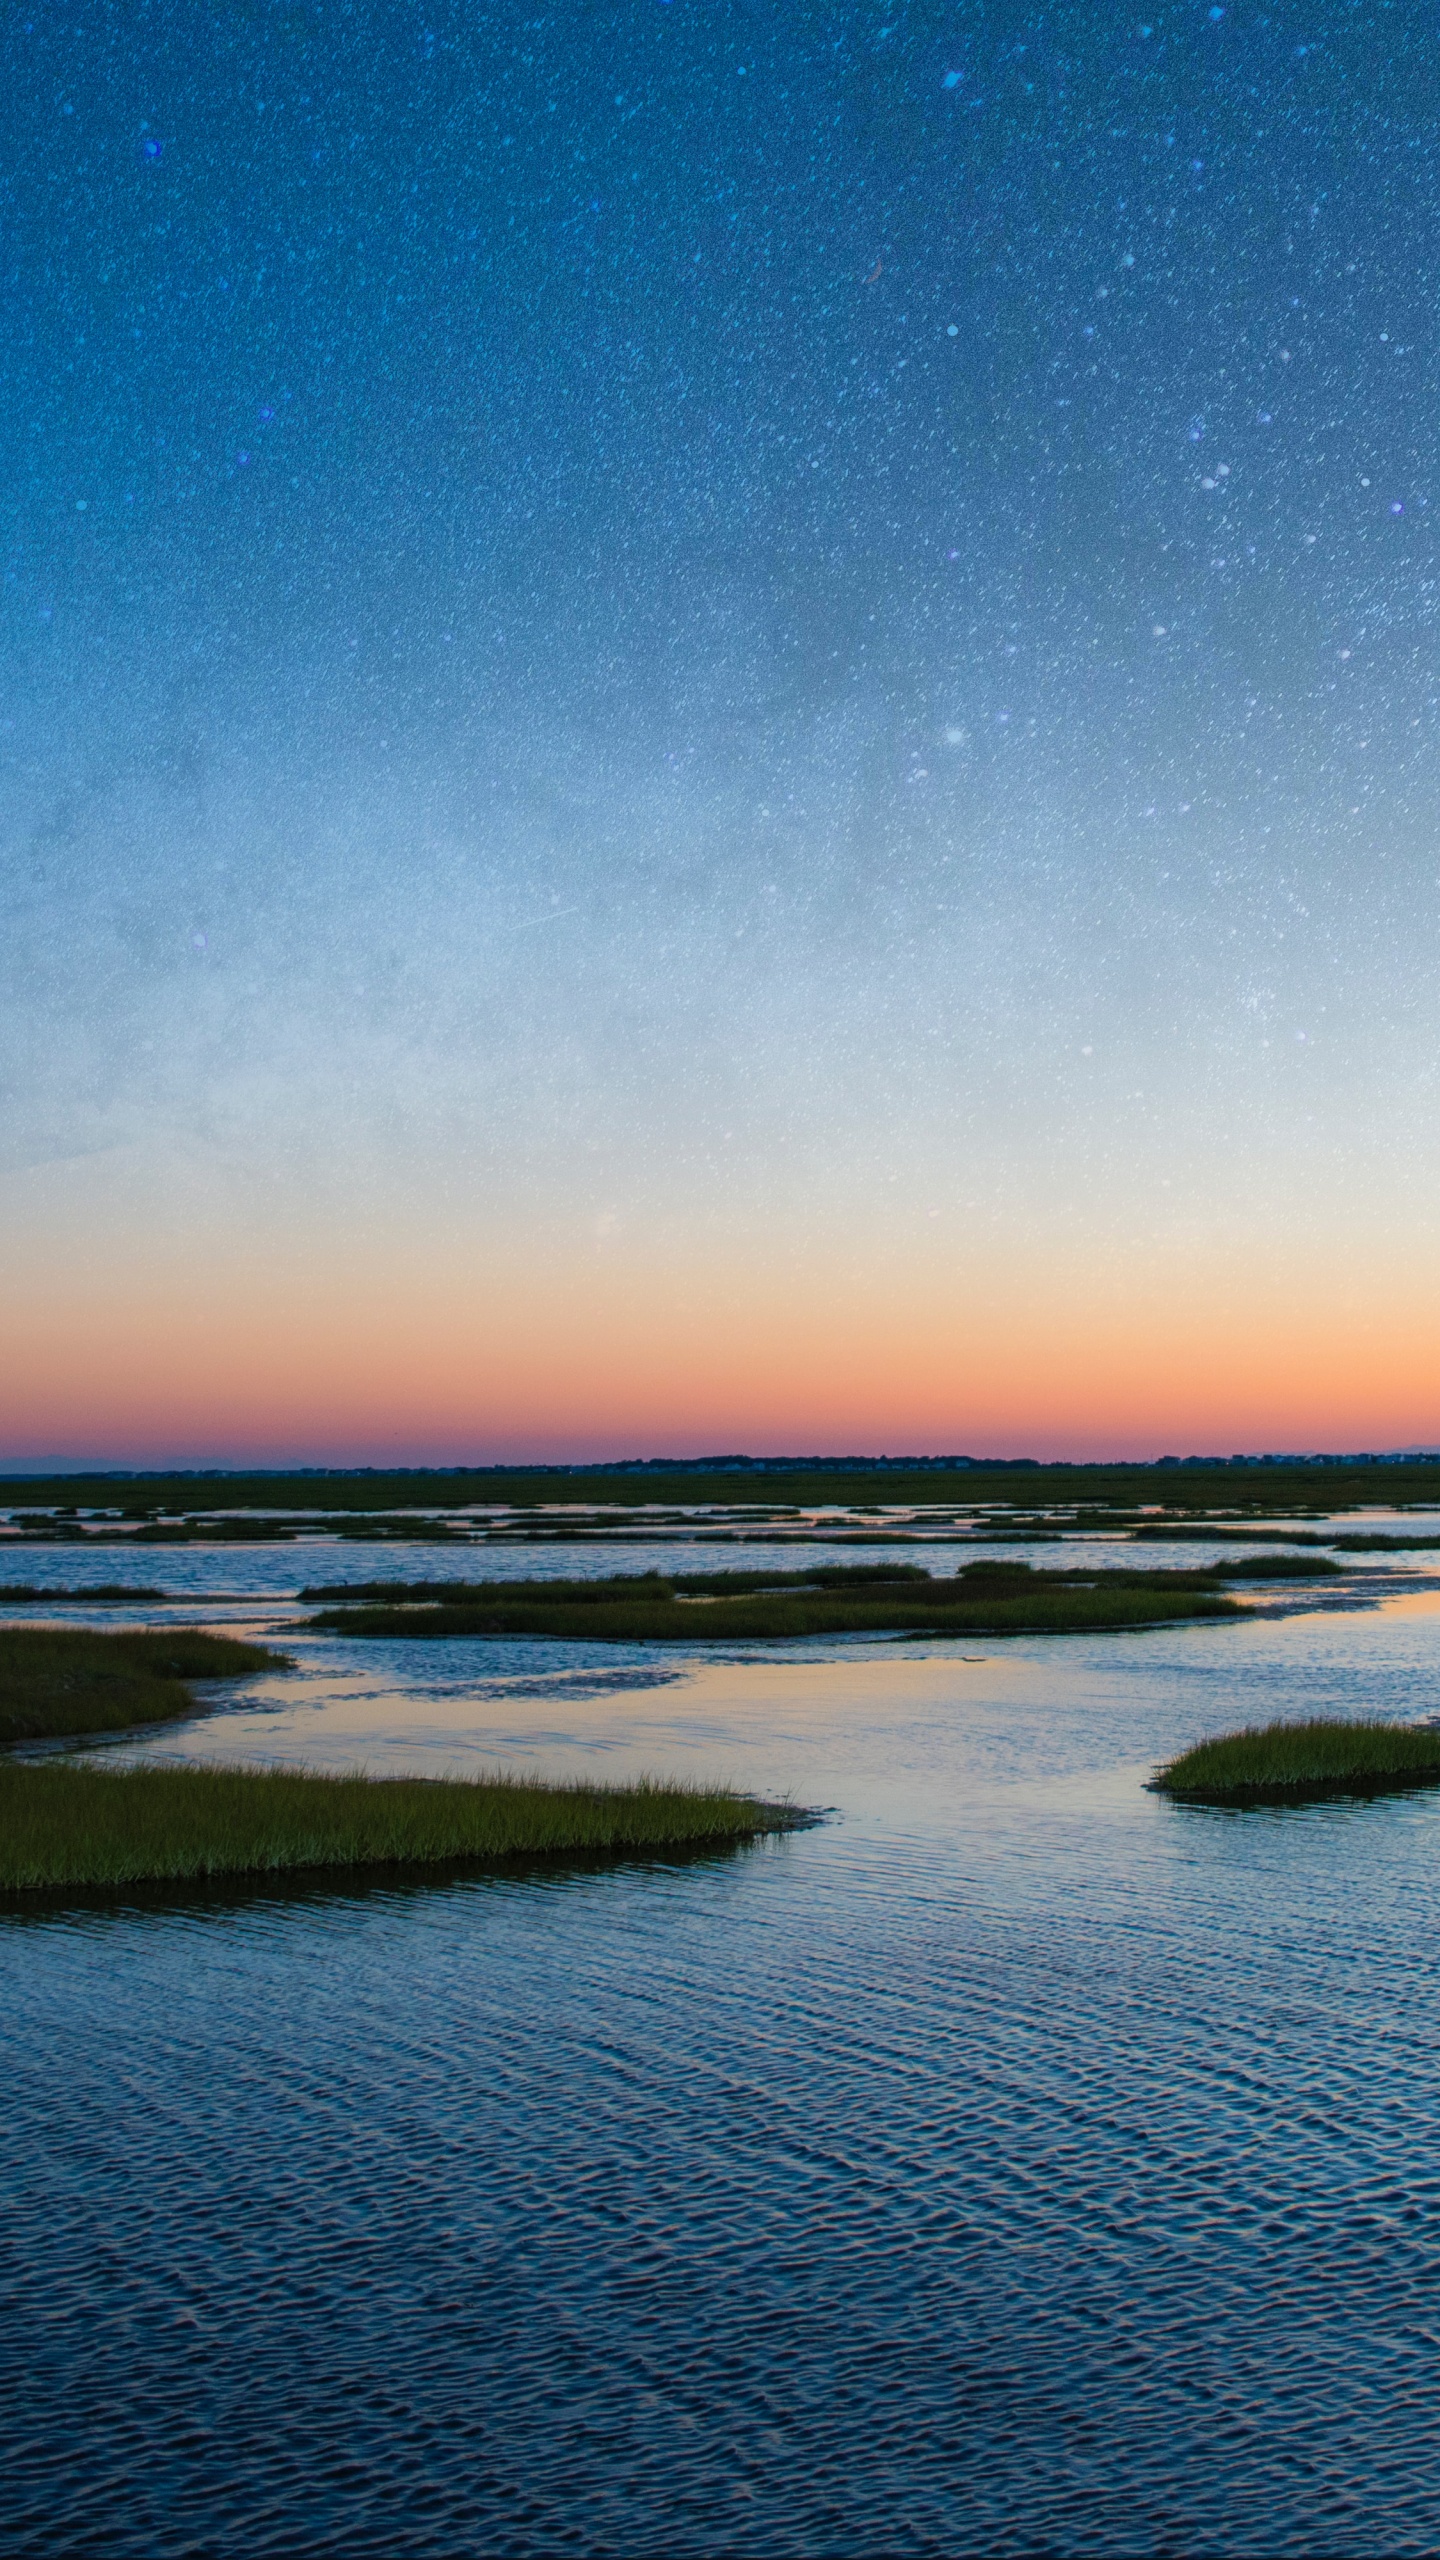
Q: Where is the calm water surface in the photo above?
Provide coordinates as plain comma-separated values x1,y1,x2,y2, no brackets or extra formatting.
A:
7,1532,1440,2553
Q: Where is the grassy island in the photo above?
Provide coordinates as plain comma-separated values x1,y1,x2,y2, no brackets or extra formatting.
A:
0,1627,284,1748
0,1625,799,1892
0,1584,168,1604
1153,1717,1440,1805
0,1761,798,1892
1130,1524,1440,1553
302,1558,1280,1642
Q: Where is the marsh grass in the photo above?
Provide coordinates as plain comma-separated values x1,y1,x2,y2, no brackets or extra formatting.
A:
0,1628,285,1747
0,1585,167,1604
306,1560,1245,1642
1198,1553,1341,1579
1153,1717,1440,1805
9,1460,1440,1512
1326,1535,1440,1551
1131,1524,1440,1552
0,1761,800,1891
300,1563,934,1602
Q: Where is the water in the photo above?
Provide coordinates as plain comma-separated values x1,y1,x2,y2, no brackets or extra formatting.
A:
7,1531,1440,2552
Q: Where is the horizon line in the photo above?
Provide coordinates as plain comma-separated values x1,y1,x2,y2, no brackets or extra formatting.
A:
5,1448,1440,1479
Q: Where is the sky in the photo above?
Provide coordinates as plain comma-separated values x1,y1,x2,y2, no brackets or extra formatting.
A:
3,0,1439,1465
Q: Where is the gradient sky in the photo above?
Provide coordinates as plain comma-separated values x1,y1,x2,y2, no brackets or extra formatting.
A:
3,0,1439,1462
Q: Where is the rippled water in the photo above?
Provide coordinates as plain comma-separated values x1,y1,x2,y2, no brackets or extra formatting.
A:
8,1531,1440,2553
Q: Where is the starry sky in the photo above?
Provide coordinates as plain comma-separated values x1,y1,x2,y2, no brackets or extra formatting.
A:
3,0,1439,1462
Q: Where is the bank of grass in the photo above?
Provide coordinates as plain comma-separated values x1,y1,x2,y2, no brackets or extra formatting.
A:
1131,1524,1440,1552
0,1761,798,1892
0,1628,283,1747
0,1584,167,1604
301,1562,935,1602
1204,1552,1341,1578
1153,1717,1440,1805
305,1559,1254,1642
9,1459,1440,1512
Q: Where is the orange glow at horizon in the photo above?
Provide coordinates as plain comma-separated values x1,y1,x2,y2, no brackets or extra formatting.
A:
5,1223,1439,1466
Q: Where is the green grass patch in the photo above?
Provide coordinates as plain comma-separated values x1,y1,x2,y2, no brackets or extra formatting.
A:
0,1761,801,1892
0,1628,285,1748
1153,1716,1440,1805
306,1560,1246,1643
1326,1534,1440,1551
9,1460,1440,1513
0,1584,167,1603
300,1563,934,1602
1130,1524,1440,1552
1196,1552,1341,1579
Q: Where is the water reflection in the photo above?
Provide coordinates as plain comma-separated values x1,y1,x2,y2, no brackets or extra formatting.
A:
0,1826,794,1932
8,1535,1440,2552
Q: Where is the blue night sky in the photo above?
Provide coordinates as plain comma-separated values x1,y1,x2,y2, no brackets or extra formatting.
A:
3,0,1439,1457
